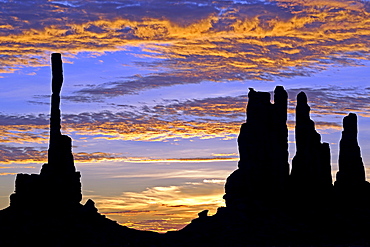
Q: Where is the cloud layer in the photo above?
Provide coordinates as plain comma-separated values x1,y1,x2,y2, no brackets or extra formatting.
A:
4,86,370,146
3,85,369,165
1,0,370,86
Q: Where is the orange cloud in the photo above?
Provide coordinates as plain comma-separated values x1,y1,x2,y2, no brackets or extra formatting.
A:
0,139,241,165
3,86,361,148
65,120,242,142
2,86,367,166
0,124,49,144
0,173,17,176
1,0,370,83
118,157,239,163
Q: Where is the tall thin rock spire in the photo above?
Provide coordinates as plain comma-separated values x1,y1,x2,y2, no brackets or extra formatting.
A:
10,53,82,210
48,53,63,165
44,53,75,174
290,92,332,200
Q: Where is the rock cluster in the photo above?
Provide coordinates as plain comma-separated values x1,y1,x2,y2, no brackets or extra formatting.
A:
179,87,370,246
224,87,367,211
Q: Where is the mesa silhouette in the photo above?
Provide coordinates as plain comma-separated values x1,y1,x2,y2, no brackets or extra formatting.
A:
1,54,370,247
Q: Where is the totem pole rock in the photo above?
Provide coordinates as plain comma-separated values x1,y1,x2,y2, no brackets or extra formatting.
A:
10,53,82,210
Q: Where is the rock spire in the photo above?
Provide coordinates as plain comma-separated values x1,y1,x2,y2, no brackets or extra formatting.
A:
336,113,366,184
223,86,289,209
289,92,332,200
334,113,370,206
10,53,82,210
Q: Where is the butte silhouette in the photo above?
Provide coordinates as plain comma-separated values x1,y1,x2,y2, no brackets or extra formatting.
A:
0,53,370,247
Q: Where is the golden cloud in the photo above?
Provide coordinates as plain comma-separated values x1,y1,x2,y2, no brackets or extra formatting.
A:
0,95,349,148
65,119,341,143
0,172,17,176
2,85,367,165
0,124,49,144
66,120,241,142
1,0,370,83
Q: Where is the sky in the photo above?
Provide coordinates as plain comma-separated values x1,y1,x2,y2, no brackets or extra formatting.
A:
1,0,370,232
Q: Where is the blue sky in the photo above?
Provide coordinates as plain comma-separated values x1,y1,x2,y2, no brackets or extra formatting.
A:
1,0,370,232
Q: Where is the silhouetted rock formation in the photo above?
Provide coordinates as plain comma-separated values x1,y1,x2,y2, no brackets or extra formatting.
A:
0,54,161,247
290,92,333,202
1,56,370,246
334,113,370,206
9,53,82,211
336,113,366,185
224,86,289,209
179,88,370,247
331,113,370,243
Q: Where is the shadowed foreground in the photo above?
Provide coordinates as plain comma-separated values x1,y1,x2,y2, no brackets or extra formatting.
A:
1,54,370,246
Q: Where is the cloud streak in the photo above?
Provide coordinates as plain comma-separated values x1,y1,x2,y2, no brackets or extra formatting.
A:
4,86,369,148
0,143,239,165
